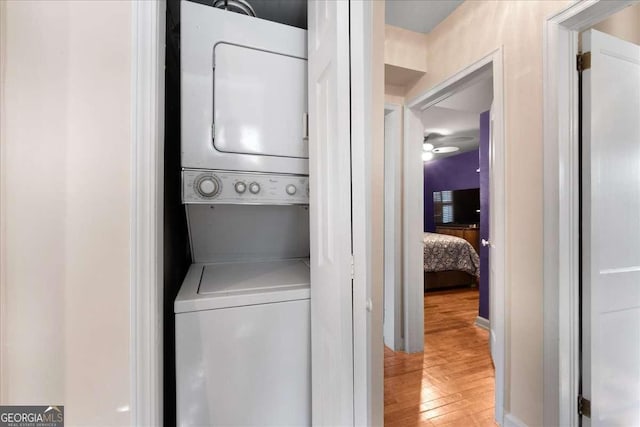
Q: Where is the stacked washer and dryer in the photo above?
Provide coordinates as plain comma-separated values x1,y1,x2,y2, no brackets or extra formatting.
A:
175,2,311,425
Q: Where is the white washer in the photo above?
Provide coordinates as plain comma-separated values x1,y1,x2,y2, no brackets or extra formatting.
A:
181,1,308,175
175,259,310,426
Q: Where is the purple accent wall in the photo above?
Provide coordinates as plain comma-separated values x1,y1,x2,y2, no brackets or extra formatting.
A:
423,149,480,232
479,111,490,320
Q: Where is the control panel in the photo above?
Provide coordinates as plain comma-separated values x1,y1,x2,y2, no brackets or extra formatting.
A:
183,169,309,204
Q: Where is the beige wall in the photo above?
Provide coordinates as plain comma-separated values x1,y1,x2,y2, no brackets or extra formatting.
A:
1,1,132,425
384,25,426,104
593,2,640,45
384,25,427,72
385,84,406,106
403,1,568,425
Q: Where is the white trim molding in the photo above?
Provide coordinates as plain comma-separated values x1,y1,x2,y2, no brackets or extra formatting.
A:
401,105,425,354
130,1,166,425
383,103,404,352
351,1,384,424
475,316,490,331
504,412,529,427
405,47,506,426
542,1,637,426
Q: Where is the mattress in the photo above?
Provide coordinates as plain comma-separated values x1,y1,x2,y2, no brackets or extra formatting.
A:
423,232,480,277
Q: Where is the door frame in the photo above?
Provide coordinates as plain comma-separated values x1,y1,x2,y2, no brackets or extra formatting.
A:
403,47,506,425
383,103,404,351
130,0,165,425
542,1,637,426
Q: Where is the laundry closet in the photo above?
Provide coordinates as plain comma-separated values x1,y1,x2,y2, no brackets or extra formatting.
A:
165,1,311,425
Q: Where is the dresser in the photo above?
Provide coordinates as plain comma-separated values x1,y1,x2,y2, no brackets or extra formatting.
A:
435,225,480,254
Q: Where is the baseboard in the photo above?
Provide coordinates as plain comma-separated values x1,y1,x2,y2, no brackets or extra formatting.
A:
475,315,490,331
504,413,528,427
383,337,405,352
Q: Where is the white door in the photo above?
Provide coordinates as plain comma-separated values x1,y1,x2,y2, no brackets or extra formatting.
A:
488,108,502,424
308,0,353,425
581,29,640,427
488,106,497,364
488,87,506,426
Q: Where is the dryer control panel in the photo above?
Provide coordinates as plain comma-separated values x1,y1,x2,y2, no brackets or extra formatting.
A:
183,170,309,205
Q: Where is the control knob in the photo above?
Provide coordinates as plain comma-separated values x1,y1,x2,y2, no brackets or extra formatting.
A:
195,175,220,198
235,182,247,194
286,184,297,195
249,182,261,194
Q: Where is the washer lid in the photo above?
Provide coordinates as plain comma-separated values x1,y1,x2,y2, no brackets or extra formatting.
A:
175,259,310,313
200,259,309,295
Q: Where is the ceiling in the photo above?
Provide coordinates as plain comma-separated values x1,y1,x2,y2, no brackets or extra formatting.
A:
421,77,493,160
385,0,464,34
437,79,493,113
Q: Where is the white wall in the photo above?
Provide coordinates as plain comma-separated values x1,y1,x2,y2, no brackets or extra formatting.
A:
0,1,132,425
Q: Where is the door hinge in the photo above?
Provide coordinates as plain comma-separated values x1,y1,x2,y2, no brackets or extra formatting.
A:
350,255,355,280
577,51,591,72
578,395,591,418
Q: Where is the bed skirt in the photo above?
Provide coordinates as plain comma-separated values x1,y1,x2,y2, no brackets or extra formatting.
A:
424,270,477,291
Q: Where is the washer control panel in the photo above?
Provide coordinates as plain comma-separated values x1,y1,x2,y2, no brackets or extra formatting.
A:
183,170,309,204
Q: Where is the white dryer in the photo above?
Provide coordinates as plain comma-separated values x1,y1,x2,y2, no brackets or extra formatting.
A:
181,1,308,175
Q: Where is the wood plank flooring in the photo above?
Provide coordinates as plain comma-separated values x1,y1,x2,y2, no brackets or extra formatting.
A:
384,288,496,427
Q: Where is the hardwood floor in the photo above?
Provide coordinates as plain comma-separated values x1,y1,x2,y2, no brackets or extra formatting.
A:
384,288,496,427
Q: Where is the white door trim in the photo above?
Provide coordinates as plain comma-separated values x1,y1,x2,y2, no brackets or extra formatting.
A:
383,103,403,352
401,105,424,355
130,1,165,425
351,1,384,424
404,47,506,425
542,1,637,426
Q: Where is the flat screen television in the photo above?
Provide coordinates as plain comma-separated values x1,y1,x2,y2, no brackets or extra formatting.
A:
433,188,480,226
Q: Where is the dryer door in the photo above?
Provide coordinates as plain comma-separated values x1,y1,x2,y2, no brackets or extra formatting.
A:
214,43,308,159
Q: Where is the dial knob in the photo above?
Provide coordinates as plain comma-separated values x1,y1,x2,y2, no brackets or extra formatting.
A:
249,182,260,194
196,176,220,198
286,184,297,195
235,182,247,194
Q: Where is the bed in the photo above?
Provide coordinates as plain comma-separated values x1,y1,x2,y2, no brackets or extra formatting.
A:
423,232,480,290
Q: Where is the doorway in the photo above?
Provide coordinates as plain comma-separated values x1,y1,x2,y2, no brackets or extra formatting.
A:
396,50,506,425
